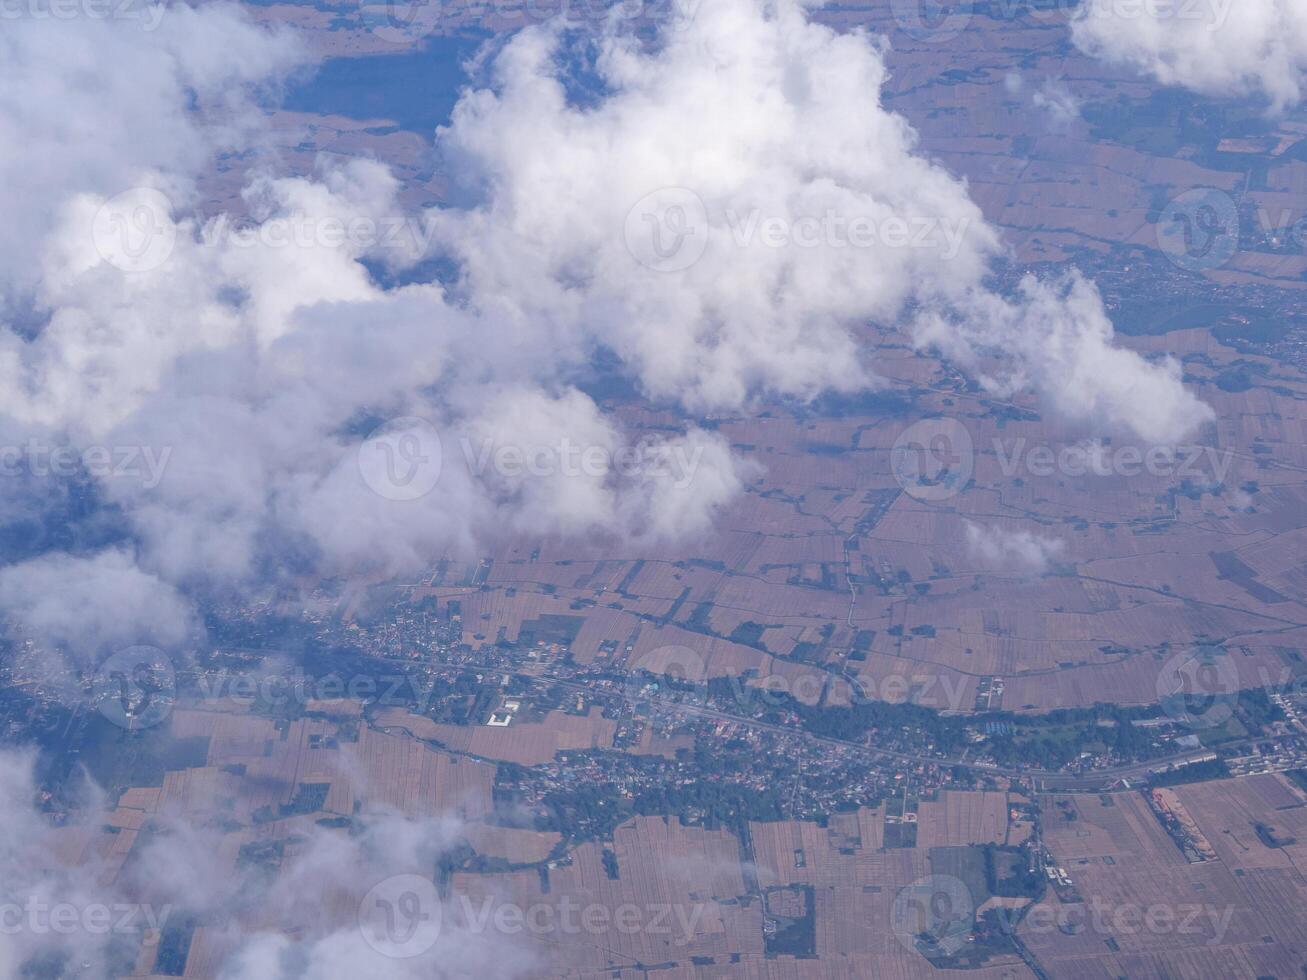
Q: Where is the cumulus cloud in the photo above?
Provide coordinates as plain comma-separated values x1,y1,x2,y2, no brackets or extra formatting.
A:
135,804,531,980
0,550,194,663
1002,72,1079,128
1032,78,1081,128
0,3,305,306
1,150,746,661
0,0,1210,670
218,924,534,980
1071,0,1307,110
0,2,1223,974
918,274,1214,444
0,750,129,978
432,0,1207,432
0,748,530,980
430,1,995,410
964,521,1065,574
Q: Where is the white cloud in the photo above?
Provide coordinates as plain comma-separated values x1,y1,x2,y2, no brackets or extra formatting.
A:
917,274,1214,444
964,521,1065,574
1,147,748,656
0,3,1227,973
1071,0,1307,110
0,747,532,980
1032,78,1080,128
0,750,126,978
0,0,1211,670
1000,71,1079,127
431,3,996,411
0,549,194,662
155,801,537,979
0,3,305,307
432,0,1207,436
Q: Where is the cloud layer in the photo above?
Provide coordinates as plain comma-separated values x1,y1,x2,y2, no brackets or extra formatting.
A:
965,521,1065,574
432,0,1209,433
0,748,531,980
0,3,304,307
1071,0,1307,110
0,0,1211,669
